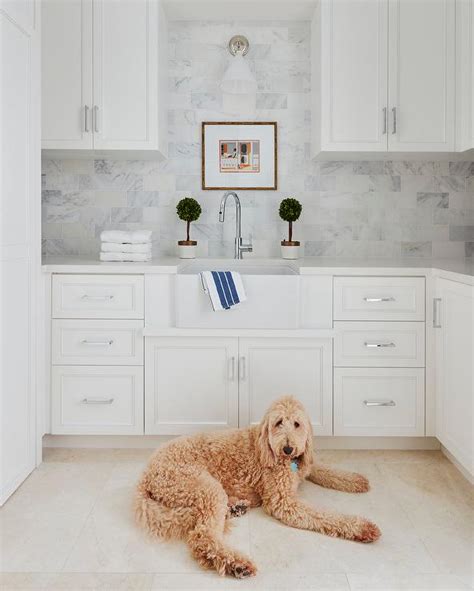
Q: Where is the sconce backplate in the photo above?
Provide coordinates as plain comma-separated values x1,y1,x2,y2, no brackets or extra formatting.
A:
228,35,250,56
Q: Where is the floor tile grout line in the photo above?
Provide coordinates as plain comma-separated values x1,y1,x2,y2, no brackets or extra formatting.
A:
344,572,352,590
57,459,119,573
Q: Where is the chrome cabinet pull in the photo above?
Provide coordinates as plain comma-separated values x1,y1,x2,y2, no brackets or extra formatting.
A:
228,356,235,381
433,298,442,328
81,294,114,301
392,107,397,134
364,342,396,348
84,105,90,132
239,356,246,381
364,400,396,407
382,107,387,135
94,105,99,133
81,339,114,346
81,397,114,405
364,297,395,303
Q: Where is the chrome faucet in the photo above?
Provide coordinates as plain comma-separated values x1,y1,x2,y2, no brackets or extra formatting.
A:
218,191,253,259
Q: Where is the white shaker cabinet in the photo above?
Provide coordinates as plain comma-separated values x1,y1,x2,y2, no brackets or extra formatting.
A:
434,278,474,478
312,0,389,154
388,0,455,152
42,0,93,149
145,337,239,435
42,0,168,155
1,0,40,504
312,0,455,155
145,336,332,436
456,0,474,151
238,338,333,436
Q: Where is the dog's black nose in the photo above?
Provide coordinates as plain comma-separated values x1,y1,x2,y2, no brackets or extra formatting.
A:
283,446,293,456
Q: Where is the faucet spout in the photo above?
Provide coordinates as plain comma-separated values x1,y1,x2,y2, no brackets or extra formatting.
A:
218,191,252,259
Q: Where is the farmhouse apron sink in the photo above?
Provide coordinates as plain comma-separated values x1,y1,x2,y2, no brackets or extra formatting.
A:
175,261,299,329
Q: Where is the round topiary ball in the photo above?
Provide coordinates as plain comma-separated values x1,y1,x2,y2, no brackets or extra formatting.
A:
176,197,202,223
279,198,302,222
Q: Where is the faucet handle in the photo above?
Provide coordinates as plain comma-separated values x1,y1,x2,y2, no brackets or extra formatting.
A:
239,234,253,253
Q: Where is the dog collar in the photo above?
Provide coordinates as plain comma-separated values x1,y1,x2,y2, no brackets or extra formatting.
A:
290,460,298,472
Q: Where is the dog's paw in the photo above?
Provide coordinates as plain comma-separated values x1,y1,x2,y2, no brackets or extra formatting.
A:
353,519,381,543
351,473,370,493
228,501,248,518
227,558,257,579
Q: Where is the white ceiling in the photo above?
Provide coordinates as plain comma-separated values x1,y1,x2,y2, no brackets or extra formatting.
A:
163,0,318,21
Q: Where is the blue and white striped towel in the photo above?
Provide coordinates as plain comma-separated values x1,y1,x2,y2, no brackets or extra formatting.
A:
200,271,247,311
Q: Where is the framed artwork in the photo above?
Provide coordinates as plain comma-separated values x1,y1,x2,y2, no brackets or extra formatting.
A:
202,121,277,190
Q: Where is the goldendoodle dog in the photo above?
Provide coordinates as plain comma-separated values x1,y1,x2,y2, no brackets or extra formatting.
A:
135,396,381,578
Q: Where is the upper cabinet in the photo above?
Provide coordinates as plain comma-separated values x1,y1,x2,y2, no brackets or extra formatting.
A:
388,0,455,152
312,0,455,156
456,0,474,151
42,0,93,150
41,0,168,155
312,0,388,154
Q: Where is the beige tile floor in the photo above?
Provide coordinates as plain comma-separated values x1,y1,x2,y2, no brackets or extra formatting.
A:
0,448,473,591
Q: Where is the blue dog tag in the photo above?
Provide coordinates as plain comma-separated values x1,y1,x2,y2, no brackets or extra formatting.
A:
290,460,298,472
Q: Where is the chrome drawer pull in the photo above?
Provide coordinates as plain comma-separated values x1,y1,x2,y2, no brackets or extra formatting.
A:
84,105,90,132
364,400,396,407
81,339,114,346
433,298,442,328
81,397,114,405
228,356,235,381
364,342,396,348
239,356,246,381
364,297,395,303
81,294,115,301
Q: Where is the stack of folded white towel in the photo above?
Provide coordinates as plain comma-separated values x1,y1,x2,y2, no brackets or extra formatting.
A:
100,230,152,262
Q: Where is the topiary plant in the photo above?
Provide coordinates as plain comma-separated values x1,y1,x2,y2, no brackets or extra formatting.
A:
176,197,202,244
279,197,302,244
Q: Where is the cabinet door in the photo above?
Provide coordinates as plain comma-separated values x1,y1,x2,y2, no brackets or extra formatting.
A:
41,0,93,149
388,0,455,151
1,1,39,504
145,337,239,435
456,0,474,151
92,0,158,150
435,279,474,476
238,338,332,435
319,0,388,152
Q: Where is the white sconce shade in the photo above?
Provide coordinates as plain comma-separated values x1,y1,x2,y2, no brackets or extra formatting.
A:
221,49,257,94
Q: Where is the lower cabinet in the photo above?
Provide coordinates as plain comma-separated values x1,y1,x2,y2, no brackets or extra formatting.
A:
145,336,333,435
334,368,425,436
435,278,474,477
52,366,144,435
145,337,239,434
238,338,332,435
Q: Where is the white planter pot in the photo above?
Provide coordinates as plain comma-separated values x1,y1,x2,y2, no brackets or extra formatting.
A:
178,243,197,259
281,244,300,260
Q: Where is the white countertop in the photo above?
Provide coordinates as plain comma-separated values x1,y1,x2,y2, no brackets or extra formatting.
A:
41,256,474,285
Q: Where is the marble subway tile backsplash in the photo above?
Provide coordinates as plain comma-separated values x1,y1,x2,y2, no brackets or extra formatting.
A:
42,20,474,259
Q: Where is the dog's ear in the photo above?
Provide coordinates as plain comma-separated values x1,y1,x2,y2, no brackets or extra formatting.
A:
257,413,275,468
299,416,314,472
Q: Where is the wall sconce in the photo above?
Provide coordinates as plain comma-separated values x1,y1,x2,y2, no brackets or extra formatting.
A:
221,35,257,94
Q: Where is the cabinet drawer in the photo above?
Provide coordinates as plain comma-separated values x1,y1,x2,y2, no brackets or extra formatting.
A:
52,274,144,319
334,277,425,321
52,366,144,435
334,322,425,367
334,368,424,436
52,320,143,365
